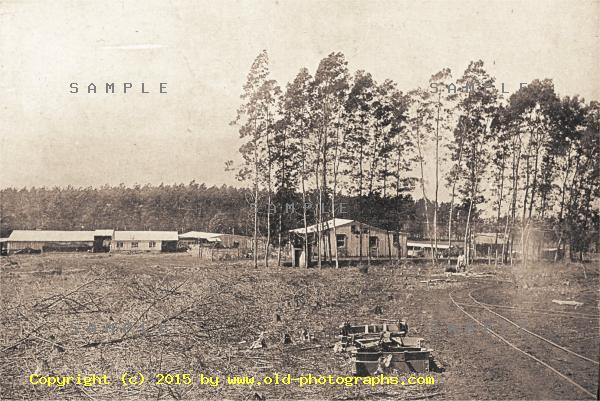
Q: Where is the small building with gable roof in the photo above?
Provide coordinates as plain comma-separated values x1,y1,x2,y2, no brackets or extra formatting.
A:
111,231,178,252
289,218,408,265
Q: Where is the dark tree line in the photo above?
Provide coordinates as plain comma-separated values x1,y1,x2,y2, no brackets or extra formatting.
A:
0,182,467,246
1,179,562,262
0,183,253,237
0,182,432,237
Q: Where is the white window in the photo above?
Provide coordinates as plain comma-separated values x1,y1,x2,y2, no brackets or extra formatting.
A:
149,241,156,248
116,241,123,248
131,242,139,248
336,234,347,248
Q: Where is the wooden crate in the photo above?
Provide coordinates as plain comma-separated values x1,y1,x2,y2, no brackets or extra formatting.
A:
352,347,431,376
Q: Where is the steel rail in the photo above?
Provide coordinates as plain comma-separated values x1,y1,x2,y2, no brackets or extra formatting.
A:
449,289,596,399
469,290,599,365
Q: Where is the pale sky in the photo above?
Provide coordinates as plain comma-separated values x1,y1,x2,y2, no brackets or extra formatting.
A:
1,0,598,201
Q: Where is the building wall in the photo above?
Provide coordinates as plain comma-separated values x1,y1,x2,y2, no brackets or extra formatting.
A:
315,224,407,259
8,241,44,253
475,230,559,261
7,241,94,253
216,234,254,249
195,247,246,260
110,240,162,252
179,234,255,250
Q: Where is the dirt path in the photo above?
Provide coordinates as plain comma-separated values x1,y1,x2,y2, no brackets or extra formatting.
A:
431,280,598,400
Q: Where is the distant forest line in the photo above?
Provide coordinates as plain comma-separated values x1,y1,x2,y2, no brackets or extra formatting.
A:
0,183,478,239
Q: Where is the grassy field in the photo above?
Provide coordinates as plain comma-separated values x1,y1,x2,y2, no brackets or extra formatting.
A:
1,253,598,400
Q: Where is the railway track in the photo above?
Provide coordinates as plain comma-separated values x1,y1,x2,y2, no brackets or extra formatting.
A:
466,300,600,320
450,284,599,399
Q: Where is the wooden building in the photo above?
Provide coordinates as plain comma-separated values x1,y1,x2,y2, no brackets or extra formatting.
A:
179,231,254,249
0,238,8,256
111,231,178,252
5,230,96,254
473,233,508,259
5,229,118,254
406,240,457,258
179,231,223,247
473,230,561,262
93,229,114,253
213,233,254,249
289,218,408,265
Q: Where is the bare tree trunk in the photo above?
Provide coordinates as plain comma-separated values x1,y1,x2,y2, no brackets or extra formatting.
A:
277,212,282,267
396,155,402,260
359,223,363,263
331,126,341,269
415,124,433,263
521,153,531,266
301,198,309,268
315,178,322,268
358,146,364,264
528,142,542,219
253,150,259,269
433,94,441,264
321,98,330,266
366,223,371,266
555,149,572,262
494,155,506,266
464,139,484,268
276,125,288,268
252,117,260,269
395,138,404,260
448,188,456,250
265,120,273,268
505,134,522,264
299,124,310,268
265,193,271,268
464,196,474,267
501,211,510,264
312,119,325,268
448,134,465,252
325,218,332,263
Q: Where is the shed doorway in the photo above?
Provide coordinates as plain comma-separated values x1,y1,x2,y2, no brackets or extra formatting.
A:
369,236,379,258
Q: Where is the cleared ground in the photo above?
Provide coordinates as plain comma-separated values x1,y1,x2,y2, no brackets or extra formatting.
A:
0,253,598,400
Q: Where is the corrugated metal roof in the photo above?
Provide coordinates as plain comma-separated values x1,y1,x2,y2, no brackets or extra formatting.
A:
8,230,95,242
113,231,178,241
94,229,114,236
179,231,222,240
290,218,355,234
0,238,8,243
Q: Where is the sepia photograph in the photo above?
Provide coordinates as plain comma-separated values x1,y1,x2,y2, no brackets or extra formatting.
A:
0,0,599,400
